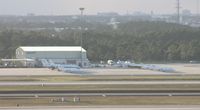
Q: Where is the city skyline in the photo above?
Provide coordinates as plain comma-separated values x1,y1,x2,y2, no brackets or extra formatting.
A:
0,0,198,15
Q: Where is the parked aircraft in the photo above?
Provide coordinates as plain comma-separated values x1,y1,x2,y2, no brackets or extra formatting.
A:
141,64,175,73
115,60,176,73
57,65,81,73
40,59,82,73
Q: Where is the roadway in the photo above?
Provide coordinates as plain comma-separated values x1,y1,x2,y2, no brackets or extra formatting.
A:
0,81,200,86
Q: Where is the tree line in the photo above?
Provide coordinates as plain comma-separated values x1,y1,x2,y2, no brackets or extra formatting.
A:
0,21,200,62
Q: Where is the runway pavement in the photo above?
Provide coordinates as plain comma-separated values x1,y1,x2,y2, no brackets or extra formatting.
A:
2,93,200,97
1,91,200,97
0,81,200,86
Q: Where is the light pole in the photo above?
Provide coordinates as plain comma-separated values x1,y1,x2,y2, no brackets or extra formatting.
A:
197,0,199,16
79,7,84,67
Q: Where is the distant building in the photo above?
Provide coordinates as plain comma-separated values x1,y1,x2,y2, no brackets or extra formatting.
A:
182,9,192,16
107,18,120,29
16,46,89,67
97,12,119,16
27,13,36,16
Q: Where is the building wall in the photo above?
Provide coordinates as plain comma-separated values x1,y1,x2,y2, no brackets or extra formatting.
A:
25,51,87,59
16,47,89,67
50,59,89,66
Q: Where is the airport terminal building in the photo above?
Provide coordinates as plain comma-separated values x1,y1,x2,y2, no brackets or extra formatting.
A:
16,46,89,67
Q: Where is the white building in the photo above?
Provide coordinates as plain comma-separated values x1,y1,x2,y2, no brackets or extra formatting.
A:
16,46,89,67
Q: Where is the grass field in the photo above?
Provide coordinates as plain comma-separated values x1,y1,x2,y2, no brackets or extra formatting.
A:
0,75,200,82
0,84,199,91
1,96,200,106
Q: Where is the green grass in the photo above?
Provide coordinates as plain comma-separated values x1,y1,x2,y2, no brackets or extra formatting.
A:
1,96,200,106
1,75,200,82
0,84,200,91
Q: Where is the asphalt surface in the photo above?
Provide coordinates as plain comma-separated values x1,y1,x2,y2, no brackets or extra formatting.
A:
1,93,200,97
0,90,200,97
0,81,200,86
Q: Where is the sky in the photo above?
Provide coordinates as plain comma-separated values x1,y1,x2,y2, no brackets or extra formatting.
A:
0,0,198,15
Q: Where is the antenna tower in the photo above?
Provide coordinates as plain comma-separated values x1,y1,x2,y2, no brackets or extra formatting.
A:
176,0,181,23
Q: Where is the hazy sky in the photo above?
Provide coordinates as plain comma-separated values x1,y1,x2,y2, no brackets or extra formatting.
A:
0,0,198,15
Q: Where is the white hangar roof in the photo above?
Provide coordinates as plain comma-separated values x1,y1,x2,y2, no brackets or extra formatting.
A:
18,46,86,52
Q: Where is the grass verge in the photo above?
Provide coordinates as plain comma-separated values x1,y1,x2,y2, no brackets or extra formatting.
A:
0,96,200,106
1,75,200,82
0,84,199,91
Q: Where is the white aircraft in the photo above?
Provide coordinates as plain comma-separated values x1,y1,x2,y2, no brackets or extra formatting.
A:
57,64,81,73
40,59,52,68
40,59,82,73
115,60,175,73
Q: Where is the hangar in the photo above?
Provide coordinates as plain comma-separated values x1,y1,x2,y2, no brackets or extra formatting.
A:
16,46,89,67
